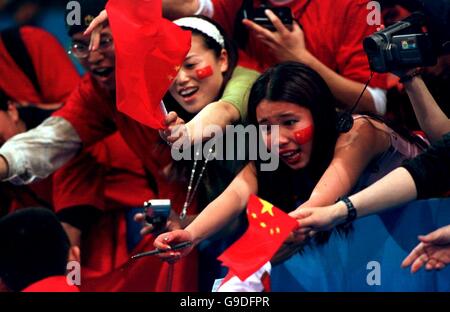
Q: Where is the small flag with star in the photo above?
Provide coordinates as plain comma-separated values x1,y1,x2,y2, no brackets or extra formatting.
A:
217,195,298,281
107,0,191,129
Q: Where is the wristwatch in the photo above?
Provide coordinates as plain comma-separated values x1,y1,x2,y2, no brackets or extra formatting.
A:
337,196,357,226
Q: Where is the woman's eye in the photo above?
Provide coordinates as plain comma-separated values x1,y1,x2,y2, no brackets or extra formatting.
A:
283,119,298,126
184,63,196,69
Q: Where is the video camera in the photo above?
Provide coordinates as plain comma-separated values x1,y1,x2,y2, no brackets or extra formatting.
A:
364,12,437,73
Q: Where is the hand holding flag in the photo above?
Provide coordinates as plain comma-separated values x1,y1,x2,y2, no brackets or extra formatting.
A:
107,0,191,129
218,195,298,282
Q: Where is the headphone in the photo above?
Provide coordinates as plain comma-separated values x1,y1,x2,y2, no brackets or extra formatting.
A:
336,72,375,133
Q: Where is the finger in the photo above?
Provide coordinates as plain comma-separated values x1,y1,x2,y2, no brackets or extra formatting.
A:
410,253,429,273
140,224,154,236
154,233,174,250
134,213,145,223
401,243,425,268
242,18,274,39
89,25,102,51
84,10,107,35
425,258,437,270
289,209,313,219
264,9,289,36
165,111,178,126
158,251,182,262
295,227,312,235
435,261,446,270
419,229,445,245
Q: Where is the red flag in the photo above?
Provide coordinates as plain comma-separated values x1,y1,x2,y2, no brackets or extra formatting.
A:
218,195,298,281
107,0,191,129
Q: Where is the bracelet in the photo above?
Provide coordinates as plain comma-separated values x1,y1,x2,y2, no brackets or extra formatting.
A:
337,196,357,226
399,68,423,84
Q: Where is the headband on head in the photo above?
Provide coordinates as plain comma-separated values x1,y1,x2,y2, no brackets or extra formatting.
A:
174,17,225,48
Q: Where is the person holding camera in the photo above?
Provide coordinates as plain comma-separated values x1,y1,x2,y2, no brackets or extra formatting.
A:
86,0,389,115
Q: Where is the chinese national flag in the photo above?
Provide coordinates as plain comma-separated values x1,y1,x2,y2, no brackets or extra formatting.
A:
218,195,298,281
107,0,191,129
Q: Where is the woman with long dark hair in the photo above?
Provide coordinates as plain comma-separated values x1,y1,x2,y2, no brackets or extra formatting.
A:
154,62,424,277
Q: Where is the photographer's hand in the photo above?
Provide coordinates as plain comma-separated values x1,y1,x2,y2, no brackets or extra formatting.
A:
242,9,313,65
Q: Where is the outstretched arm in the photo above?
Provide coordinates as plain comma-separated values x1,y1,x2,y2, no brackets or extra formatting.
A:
153,163,258,259
404,76,450,143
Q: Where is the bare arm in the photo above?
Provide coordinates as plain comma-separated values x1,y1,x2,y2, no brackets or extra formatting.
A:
404,76,450,143
301,117,391,208
295,167,417,232
185,100,240,143
153,163,257,259
162,0,201,20
186,163,258,243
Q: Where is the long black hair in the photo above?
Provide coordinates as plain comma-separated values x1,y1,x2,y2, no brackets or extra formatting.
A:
247,62,339,210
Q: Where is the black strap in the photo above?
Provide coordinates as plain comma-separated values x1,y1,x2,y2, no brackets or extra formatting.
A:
1,27,42,95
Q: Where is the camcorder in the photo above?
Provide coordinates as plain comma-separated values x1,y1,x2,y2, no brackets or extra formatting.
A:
143,199,171,232
364,12,437,73
250,6,293,31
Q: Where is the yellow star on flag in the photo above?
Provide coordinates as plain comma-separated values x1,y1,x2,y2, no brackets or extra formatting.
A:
260,198,274,217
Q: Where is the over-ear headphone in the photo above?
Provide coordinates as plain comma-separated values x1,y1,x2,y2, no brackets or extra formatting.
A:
336,72,374,133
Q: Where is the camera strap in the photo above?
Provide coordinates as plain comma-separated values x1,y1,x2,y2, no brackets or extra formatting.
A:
336,72,374,133
179,146,214,220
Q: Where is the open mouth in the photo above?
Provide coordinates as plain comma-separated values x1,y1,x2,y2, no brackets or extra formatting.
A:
178,87,199,100
280,148,302,164
92,67,114,78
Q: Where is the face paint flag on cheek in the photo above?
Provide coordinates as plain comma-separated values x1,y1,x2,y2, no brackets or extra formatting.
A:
196,65,213,80
294,124,314,145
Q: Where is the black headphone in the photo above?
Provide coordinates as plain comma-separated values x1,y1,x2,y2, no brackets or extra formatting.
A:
336,72,375,133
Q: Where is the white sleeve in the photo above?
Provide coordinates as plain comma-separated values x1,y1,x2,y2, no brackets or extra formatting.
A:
194,0,214,17
367,87,387,116
0,117,82,185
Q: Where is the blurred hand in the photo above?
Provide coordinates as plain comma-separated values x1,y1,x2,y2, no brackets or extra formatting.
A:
83,9,108,51
159,111,190,148
242,9,313,64
134,209,192,236
402,225,450,273
153,229,194,262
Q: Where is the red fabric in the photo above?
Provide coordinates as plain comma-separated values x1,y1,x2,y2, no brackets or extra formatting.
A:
107,0,191,129
53,132,154,212
7,180,53,212
218,195,297,281
212,0,388,89
22,276,79,292
53,74,196,291
0,26,79,213
0,26,79,104
80,234,198,292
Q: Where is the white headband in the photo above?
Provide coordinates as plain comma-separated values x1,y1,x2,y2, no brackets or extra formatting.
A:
174,17,225,48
